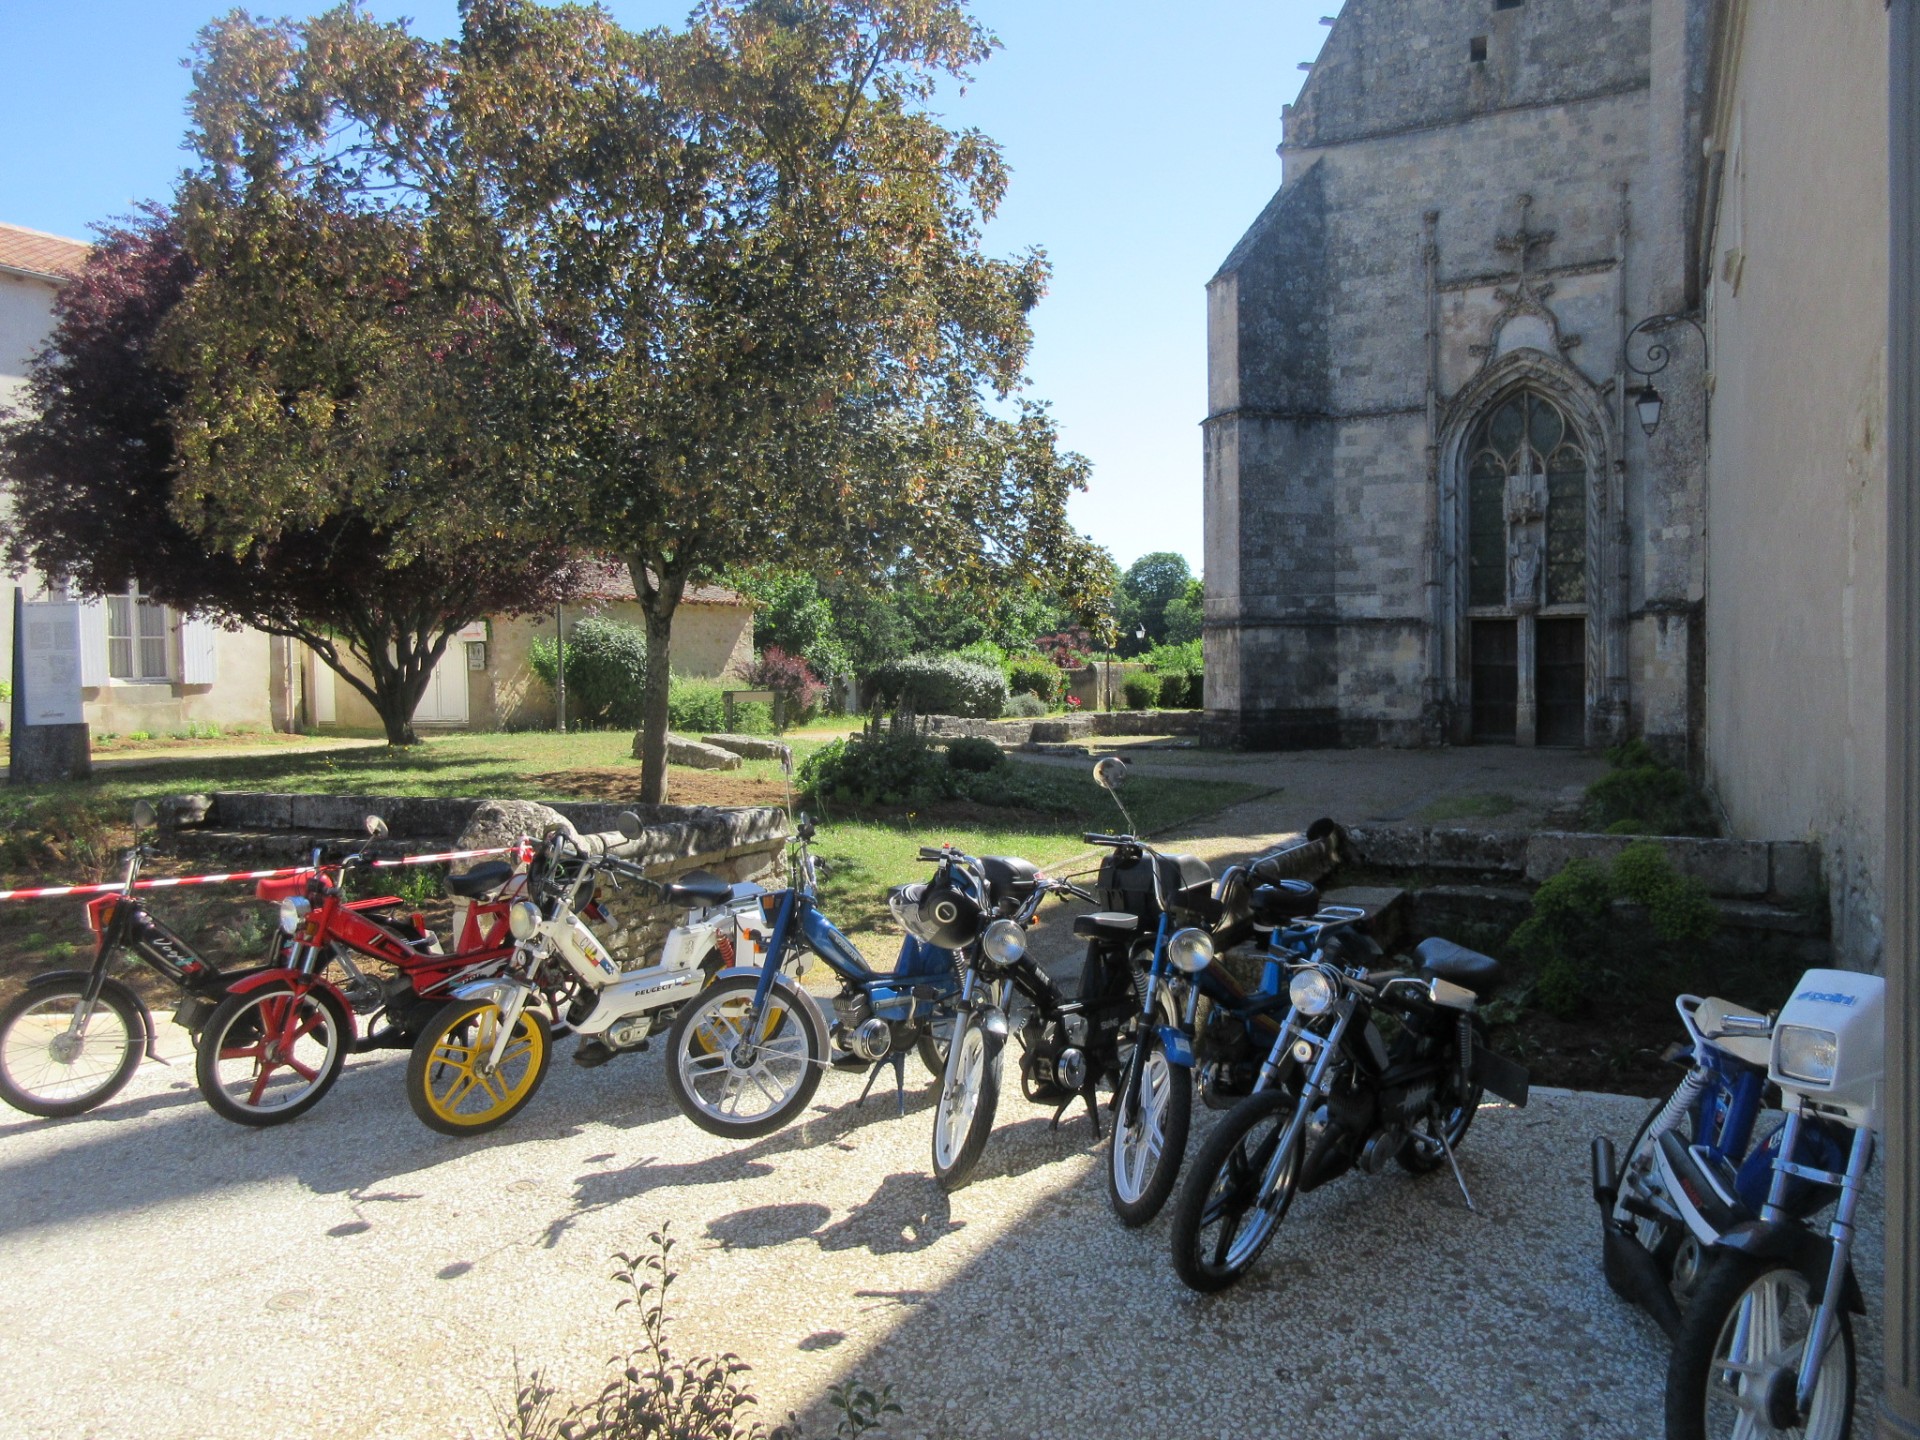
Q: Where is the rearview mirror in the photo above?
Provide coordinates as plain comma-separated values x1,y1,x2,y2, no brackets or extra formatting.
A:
130,799,156,831
364,815,389,838
616,811,644,840
1093,757,1129,791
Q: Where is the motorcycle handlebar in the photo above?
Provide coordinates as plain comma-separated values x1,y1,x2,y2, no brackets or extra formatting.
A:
916,846,954,862
1081,833,1134,847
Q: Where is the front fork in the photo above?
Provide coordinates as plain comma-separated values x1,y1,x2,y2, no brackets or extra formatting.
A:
1254,1005,1352,1205
1764,1118,1875,1415
484,984,535,1072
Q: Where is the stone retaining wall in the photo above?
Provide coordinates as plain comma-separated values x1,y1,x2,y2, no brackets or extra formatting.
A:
918,709,1205,746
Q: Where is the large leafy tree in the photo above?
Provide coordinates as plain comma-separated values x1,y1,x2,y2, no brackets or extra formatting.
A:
0,209,581,745
183,0,1106,800
1118,551,1194,654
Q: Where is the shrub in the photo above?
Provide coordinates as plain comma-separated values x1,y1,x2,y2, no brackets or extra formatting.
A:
1140,638,1203,675
1157,672,1189,708
799,731,952,808
944,736,1005,773
666,676,727,733
1005,691,1047,718
1034,627,1092,670
530,615,649,729
743,646,824,729
953,639,1008,671
1121,674,1158,710
1583,738,1718,837
1006,654,1060,704
868,653,1007,719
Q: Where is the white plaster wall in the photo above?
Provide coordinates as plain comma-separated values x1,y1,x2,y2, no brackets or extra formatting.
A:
1702,0,1889,967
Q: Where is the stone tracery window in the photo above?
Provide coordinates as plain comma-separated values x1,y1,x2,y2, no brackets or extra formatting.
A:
1464,390,1588,609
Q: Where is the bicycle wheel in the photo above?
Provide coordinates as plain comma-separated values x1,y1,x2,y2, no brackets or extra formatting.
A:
932,1012,1005,1192
1169,1087,1301,1293
1107,1026,1193,1227
0,979,143,1118
1666,1253,1855,1440
665,974,824,1139
195,981,349,1127
406,997,552,1137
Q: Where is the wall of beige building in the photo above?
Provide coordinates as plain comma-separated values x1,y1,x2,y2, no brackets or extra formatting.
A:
1702,0,1889,968
308,600,754,733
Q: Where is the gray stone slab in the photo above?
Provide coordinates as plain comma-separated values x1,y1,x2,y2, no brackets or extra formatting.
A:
701,734,793,763
1768,840,1822,901
654,734,741,771
1524,832,1771,897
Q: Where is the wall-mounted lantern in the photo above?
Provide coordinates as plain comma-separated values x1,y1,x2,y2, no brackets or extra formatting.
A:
1625,312,1709,437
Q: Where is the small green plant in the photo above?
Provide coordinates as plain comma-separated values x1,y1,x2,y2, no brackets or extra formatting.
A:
531,616,651,729
943,736,1005,774
1583,739,1717,837
496,1226,903,1440
1156,672,1188,708
800,731,952,809
1121,674,1158,710
1005,654,1059,704
1004,691,1046,718
667,676,729,734
127,730,153,742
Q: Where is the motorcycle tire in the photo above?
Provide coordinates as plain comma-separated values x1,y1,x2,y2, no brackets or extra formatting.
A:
665,974,825,1139
1169,1087,1301,1293
195,980,350,1127
1610,1092,1698,1283
0,978,144,1118
1107,1025,1193,1227
932,1012,1005,1192
407,997,552,1137
1665,1253,1855,1440
916,1010,955,1080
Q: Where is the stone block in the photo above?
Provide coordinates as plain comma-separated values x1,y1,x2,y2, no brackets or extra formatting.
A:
1029,717,1093,743
1425,827,1528,874
1768,842,1821,902
646,733,741,771
1523,833,1771,898
1321,885,1407,948
211,791,294,831
702,734,793,764
157,794,214,830
456,799,574,871
1344,823,1427,870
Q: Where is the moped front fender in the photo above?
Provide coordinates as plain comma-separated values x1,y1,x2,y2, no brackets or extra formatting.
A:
970,1002,1009,1040
25,970,162,1062
222,967,358,1040
447,976,531,1010
1712,1220,1866,1313
707,965,832,1034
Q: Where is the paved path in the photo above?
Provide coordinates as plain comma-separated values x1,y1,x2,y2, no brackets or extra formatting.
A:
0,1020,1883,1440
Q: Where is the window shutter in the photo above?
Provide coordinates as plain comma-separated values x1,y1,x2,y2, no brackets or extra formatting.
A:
179,613,219,686
76,599,108,687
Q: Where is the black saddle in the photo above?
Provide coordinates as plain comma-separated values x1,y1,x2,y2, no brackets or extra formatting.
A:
1073,911,1141,941
1413,937,1503,994
663,869,733,907
444,861,514,900
978,855,1040,914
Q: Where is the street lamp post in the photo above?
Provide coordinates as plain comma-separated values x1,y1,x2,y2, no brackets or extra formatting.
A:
1624,312,1709,438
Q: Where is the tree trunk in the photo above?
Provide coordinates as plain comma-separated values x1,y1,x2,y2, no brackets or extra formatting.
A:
376,688,422,746
632,559,687,805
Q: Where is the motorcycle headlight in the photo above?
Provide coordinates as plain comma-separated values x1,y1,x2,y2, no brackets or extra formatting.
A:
277,896,311,935
508,900,542,942
981,918,1026,964
1166,927,1214,974
1289,967,1336,1016
1774,1024,1838,1085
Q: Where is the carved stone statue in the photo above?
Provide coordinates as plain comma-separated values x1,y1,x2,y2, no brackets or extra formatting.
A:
1510,535,1542,611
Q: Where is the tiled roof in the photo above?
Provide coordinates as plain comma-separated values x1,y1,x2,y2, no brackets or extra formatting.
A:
0,223,90,281
577,560,752,608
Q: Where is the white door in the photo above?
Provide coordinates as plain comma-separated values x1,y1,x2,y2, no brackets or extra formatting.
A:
413,653,469,727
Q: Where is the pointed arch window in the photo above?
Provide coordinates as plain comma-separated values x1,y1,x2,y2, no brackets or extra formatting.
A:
1464,391,1589,608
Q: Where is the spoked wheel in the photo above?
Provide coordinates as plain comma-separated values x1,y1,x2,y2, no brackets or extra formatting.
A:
1169,1087,1301,1293
0,980,144,1118
1666,1255,1855,1440
195,981,350,1127
406,998,552,1137
1107,1026,1193,1227
665,975,825,1139
932,1012,1005,1192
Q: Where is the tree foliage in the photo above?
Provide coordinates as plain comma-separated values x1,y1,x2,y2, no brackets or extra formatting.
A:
181,0,1106,798
1118,551,1194,654
0,209,580,745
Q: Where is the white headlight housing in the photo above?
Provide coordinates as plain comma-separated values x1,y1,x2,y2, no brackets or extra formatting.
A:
278,896,311,935
1773,1024,1838,1086
508,900,542,942
1289,967,1336,1016
981,918,1026,964
1166,928,1214,974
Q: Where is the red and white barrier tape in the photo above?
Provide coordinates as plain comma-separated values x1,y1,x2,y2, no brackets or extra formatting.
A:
0,846,512,903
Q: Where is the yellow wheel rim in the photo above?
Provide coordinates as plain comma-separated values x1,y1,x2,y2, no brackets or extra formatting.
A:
422,1003,545,1128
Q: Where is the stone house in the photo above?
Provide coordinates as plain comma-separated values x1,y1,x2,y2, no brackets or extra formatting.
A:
1,221,279,738
305,565,755,732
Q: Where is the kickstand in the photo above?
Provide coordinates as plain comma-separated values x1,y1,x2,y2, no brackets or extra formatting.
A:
856,1051,909,1115
1082,1086,1103,1140
1436,1123,1477,1214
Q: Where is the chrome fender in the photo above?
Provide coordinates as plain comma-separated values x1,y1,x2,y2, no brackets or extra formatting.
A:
447,976,531,1009
971,1003,1010,1040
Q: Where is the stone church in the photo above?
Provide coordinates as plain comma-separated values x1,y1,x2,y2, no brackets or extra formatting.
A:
1204,0,1710,759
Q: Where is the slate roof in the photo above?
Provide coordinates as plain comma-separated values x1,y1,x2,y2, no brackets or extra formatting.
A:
0,223,90,281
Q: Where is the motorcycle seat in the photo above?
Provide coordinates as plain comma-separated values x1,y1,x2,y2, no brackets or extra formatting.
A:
444,861,515,900
663,869,733,907
979,855,1041,913
1413,937,1502,993
1073,911,1140,941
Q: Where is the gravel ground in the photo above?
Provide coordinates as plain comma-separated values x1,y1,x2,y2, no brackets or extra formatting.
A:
0,1014,1884,1440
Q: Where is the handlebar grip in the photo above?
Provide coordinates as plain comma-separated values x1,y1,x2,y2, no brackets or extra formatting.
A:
916,847,953,861
1081,833,1127,846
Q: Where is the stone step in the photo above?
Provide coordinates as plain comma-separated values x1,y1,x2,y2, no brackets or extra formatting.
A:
1320,885,1409,951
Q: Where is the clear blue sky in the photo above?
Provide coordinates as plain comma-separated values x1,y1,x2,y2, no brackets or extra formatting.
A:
0,1,1329,574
